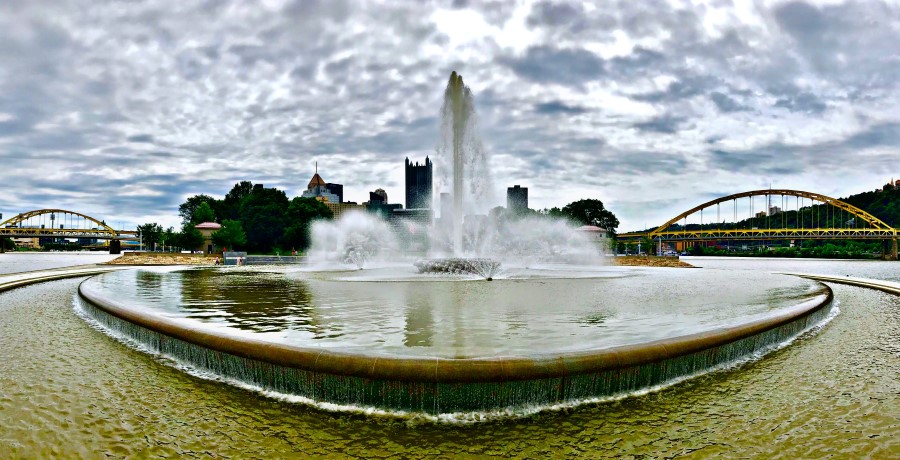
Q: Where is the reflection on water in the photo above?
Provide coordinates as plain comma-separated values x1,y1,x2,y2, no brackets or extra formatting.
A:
178,270,320,334
136,269,164,293
84,266,827,358
403,283,434,347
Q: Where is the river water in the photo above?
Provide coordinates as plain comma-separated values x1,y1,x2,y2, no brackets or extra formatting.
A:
0,252,118,275
0,256,897,457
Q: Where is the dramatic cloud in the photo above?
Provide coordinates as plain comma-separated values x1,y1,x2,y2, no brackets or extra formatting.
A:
710,92,749,113
0,0,898,232
534,101,588,115
632,114,687,134
501,45,606,86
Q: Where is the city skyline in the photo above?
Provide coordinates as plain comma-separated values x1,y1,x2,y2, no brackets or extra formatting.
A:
1,1,898,231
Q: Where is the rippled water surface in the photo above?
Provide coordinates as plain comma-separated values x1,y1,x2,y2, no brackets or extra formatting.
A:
1,258,898,457
81,266,825,357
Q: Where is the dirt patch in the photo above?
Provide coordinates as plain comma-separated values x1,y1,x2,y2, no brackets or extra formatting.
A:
105,252,218,266
613,256,695,268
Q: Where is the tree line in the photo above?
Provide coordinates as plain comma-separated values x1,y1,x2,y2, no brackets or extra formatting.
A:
138,181,333,254
132,180,621,255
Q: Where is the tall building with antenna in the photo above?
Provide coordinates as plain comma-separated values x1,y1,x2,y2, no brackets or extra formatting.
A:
302,162,360,219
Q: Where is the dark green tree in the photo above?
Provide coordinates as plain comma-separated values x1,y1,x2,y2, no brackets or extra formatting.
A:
178,194,218,225
177,223,206,251
539,207,564,218
2,237,15,251
640,236,655,255
222,181,255,220
282,197,333,250
560,199,620,234
212,219,248,251
160,226,176,251
193,201,216,224
136,223,164,250
239,186,289,253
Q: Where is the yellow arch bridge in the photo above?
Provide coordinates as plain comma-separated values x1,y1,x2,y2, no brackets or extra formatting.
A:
618,189,898,259
1,209,137,253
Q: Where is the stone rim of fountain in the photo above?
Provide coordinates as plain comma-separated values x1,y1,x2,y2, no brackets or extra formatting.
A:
78,277,832,383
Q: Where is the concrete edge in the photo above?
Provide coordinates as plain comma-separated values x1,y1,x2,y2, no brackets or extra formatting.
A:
78,274,834,384
785,273,900,296
0,267,126,294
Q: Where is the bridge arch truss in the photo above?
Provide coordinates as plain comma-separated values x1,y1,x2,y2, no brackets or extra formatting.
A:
624,189,896,242
0,209,135,240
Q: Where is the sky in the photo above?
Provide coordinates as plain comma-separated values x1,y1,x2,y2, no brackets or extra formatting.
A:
0,0,898,232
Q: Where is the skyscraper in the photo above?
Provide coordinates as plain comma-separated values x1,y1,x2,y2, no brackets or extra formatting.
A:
405,157,432,209
507,185,528,214
325,183,343,203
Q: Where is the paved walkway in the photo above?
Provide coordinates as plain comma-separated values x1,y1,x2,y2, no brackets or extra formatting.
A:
0,265,129,294
783,273,900,296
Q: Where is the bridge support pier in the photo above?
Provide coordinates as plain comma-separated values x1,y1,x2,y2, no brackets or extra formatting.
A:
892,238,898,261
109,240,121,255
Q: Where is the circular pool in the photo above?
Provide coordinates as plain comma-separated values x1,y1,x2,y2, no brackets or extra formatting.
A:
77,266,833,415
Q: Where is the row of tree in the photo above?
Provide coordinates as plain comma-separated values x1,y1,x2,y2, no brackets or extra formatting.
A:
685,240,883,259
135,179,620,254
139,181,333,253
534,198,620,234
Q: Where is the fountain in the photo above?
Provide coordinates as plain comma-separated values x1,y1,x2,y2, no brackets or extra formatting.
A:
413,258,500,280
310,71,603,276
444,71,481,255
306,211,398,270
74,72,837,419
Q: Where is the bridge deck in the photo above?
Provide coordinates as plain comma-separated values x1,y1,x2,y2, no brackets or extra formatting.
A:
619,228,898,241
1,228,137,240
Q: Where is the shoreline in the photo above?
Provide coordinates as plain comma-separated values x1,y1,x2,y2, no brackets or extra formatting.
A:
104,252,218,266
613,256,696,268
103,252,698,268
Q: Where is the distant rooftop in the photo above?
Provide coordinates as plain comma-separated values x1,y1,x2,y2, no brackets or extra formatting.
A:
308,173,326,189
576,225,606,232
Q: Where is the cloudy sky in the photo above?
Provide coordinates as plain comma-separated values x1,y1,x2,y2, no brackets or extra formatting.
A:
1,0,898,231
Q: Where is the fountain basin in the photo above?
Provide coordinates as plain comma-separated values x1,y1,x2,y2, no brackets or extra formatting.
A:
76,267,834,415
414,258,501,279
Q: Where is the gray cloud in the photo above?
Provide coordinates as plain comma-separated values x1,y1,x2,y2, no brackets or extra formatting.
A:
773,92,828,114
534,101,587,115
632,115,687,134
127,134,155,143
710,123,900,175
633,76,719,103
710,92,749,113
501,45,605,86
606,47,667,78
0,0,897,232
527,1,588,33
773,1,900,88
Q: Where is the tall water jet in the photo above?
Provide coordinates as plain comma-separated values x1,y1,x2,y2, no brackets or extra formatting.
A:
450,72,465,255
437,71,492,255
